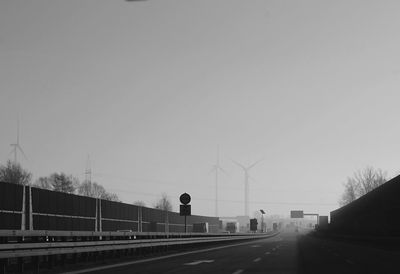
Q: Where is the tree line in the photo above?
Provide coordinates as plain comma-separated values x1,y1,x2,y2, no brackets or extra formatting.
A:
339,166,387,206
0,160,119,202
0,160,174,209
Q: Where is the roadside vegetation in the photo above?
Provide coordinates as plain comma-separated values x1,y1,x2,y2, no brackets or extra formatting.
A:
0,160,119,201
339,166,387,206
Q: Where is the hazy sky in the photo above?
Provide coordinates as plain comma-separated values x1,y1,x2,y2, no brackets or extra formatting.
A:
1,0,400,218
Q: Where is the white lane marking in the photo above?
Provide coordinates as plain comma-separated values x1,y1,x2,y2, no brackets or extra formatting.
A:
251,245,261,247
253,257,261,262
232,270,244,274
63,237,276,274
265,251,271,255
346,259,354,265
184,260,214,266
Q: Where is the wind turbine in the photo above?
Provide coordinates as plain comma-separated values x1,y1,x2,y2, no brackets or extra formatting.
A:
10,119,27,163
232,159,263,217
210,145,228,217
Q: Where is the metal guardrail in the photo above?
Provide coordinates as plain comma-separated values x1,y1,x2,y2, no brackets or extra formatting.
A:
0,230,279,259
0,229,251,238
0,235,276,259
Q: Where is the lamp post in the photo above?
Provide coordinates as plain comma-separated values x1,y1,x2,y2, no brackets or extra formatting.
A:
260,209,265,233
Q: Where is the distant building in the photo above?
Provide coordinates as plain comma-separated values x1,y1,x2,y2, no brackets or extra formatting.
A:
220,216,250,232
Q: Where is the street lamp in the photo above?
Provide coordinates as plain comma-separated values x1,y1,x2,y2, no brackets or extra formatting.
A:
260,209,265,233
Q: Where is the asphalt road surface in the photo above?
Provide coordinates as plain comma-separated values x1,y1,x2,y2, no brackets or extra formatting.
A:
66,228,400,274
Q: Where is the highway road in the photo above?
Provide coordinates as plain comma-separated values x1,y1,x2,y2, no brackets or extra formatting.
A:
65,228,400,274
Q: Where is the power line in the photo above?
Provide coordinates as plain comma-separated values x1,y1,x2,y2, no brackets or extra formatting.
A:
106,187,337,207
93,172,339,195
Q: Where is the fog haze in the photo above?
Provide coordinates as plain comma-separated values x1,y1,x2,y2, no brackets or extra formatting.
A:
1,0,400,217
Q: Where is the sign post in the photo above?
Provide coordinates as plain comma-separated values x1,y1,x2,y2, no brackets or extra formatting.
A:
180,193,191,233
250,218,258,232
290,210,320,227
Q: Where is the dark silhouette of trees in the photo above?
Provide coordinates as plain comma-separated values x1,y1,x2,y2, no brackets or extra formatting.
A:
340,166,387,206
78,180,120,202
154,193,173,211
0,160,32,185
133,200,146,207
35,173,78,194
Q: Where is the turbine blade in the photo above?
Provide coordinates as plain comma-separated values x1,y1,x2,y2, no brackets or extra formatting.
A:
17,145,28,160
248,159,263,170
218,166,229,176
231,159,246,170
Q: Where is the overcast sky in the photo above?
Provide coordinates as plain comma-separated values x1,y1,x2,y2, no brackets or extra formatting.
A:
1,0,400,218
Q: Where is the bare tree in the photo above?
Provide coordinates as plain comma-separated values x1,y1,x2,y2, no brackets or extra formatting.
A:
339,166,387,206
0,160,32,185
51,173,78,193
133,200,146,207
101,192,120,202
355,167,387,196
340,178,358,206
78,180,119,201
78,180,104,197
154,193,173,211
35,176,52,190
34,173,79,194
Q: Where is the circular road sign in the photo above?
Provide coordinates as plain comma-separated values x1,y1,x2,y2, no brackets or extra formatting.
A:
180,193,191,205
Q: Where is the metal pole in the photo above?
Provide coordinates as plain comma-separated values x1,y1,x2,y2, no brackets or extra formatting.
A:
261,214,264,233
184,215,187,233
215,168,218,217
245,172,248,216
